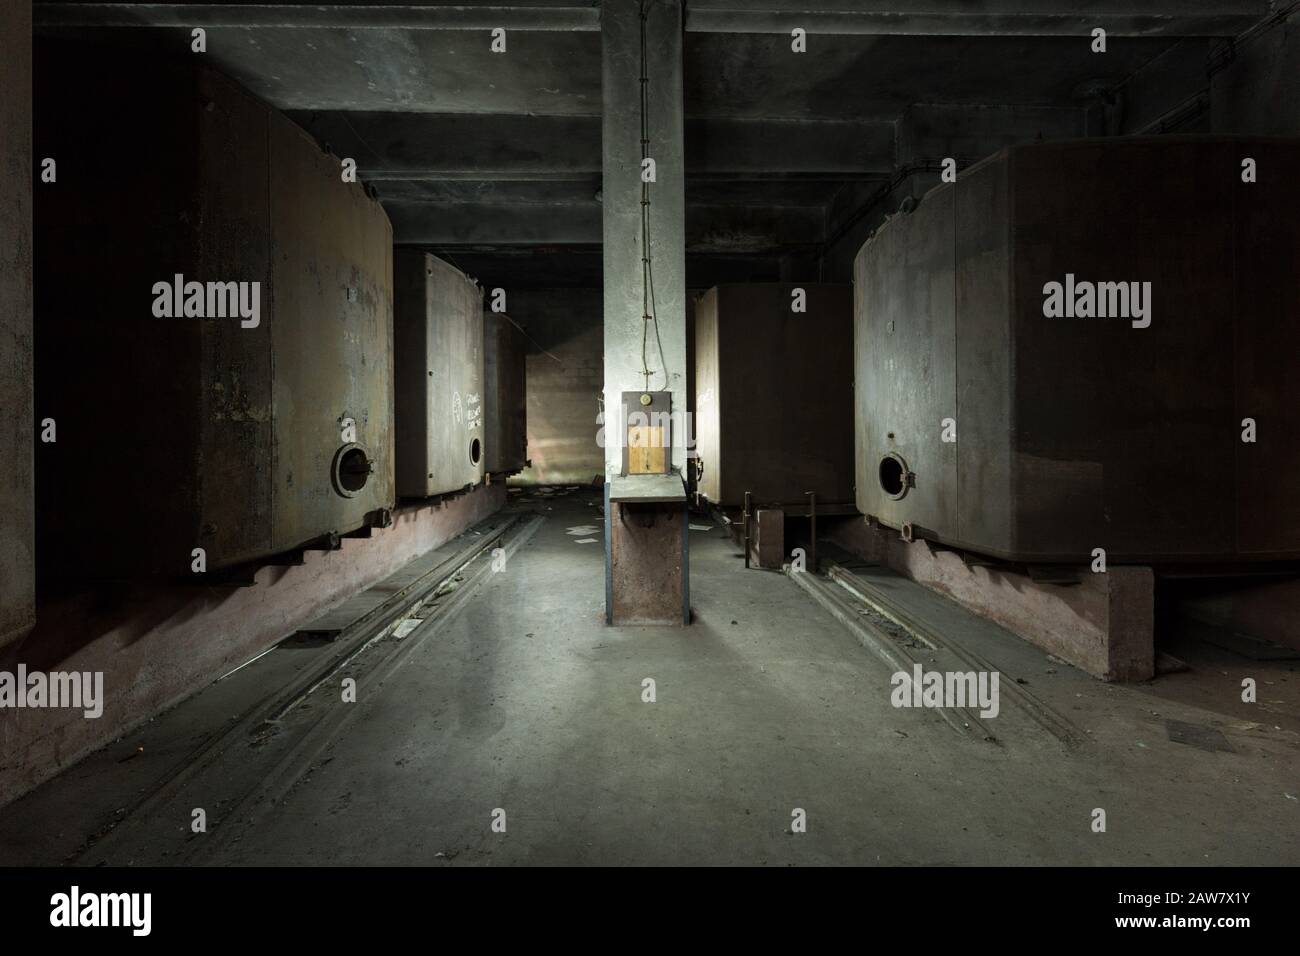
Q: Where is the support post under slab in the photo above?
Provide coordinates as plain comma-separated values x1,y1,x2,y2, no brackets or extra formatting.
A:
601,0,688,625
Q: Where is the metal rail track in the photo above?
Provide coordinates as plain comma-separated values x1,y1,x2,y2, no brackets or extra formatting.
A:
787,564,995,741
186,513,545,863
68,511,534,865
823,560,1086,750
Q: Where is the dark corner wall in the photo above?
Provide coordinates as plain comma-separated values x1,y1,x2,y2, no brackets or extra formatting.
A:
819,14,1300,284
502,286,693,488
1209,15,1299,134
507,288,605,486
0,0,35,651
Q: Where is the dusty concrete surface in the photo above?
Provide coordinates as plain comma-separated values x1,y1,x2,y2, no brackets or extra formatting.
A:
0,492,1296,866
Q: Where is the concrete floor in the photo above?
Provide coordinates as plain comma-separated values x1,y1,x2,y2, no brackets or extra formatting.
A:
1,489,1297,866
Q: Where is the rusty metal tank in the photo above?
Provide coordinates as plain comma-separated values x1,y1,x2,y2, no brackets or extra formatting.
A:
483,312,529,476
35,47,395,579
854,137,1300,564
694,284,855,510
394,252,486,497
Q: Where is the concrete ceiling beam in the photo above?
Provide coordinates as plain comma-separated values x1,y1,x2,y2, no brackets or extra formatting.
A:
39,2,1267,37
293,112,894,178
35,2,600,31
385,196,827,250
684,1,1268,37
386,199,600,245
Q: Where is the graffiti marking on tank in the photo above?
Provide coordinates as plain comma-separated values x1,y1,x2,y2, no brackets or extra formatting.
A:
466,393,482,430
209,375,270,422
452,390,463,425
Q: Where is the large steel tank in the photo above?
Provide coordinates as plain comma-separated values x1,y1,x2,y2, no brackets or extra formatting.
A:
694,284,855,510
483,312,529,477
393,252,486,498
854,137,1300,563
35,47,395,579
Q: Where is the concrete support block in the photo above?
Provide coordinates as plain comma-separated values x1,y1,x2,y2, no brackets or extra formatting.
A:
1103,566,1156,681
608,502,686,625
828,517,1155,681
751,509,785,570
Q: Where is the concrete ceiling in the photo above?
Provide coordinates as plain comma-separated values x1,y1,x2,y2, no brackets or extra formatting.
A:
35,1,1271,286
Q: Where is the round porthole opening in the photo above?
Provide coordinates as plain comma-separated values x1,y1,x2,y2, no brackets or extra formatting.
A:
469,438,482,466
332,444,373,498
879,453,910,500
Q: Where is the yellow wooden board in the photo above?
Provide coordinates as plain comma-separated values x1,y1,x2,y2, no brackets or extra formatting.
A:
627,425,667,474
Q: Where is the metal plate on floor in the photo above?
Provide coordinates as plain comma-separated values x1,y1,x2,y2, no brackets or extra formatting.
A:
1166,719,1235,753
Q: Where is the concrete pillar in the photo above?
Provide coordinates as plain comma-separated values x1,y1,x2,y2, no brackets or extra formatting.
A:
0,0,34,649
601,0,689,625
602,0,686,461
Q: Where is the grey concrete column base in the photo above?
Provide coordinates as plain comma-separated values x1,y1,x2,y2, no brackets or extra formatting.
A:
607,502,688,626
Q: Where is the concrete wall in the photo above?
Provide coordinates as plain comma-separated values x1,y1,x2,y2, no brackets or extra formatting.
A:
509,289,604,486
1170,575,1300,652
823,104,1085,282
1211,13,1299,135
822,10,1298,283
1103,39,1213,135
1100,12,1297,137
0,483,504,806
0,0,34,649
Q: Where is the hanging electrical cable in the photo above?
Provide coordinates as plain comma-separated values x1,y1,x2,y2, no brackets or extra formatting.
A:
638,0,670,392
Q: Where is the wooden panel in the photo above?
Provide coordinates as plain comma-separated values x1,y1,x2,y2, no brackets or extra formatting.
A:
628,425,667,474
